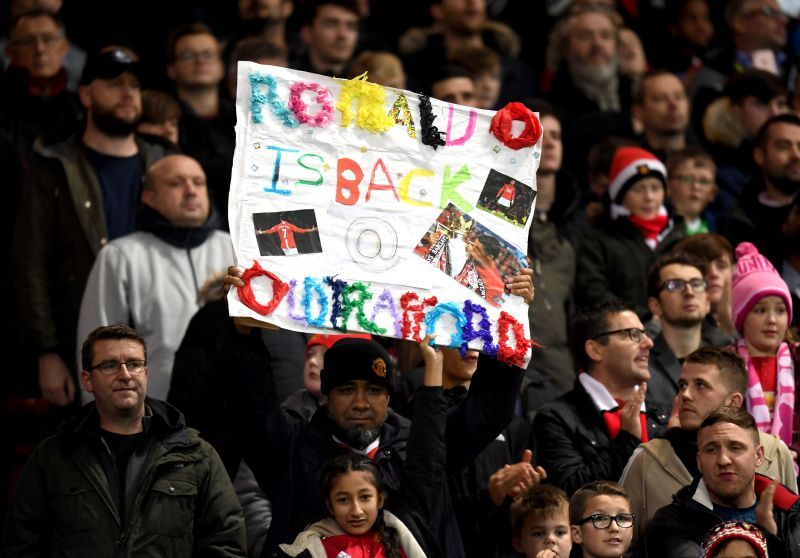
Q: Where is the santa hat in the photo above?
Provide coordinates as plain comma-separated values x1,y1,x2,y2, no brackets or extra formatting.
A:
307,333,372,351
731,242,793,333
701,520,768,558
607,146,667,204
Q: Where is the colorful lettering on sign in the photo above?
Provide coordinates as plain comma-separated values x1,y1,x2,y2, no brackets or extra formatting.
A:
445,105,477,146
236,265,533,364
461,300,498,357
398,169,434,207
303,277,329,327
296,153,325,187
289,82,335,128
400,292,438,342
341,282,385,334
423,302,467,347
389,93,417,139
336,73,393,133
237,261,290,315
365,159,399,202
249,73,299,128
265,145,298,195
371,289,402,337
440,165,474,212
324,276,348,329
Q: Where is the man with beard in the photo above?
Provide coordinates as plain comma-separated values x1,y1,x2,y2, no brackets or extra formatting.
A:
726,113,800,267
12,47,170,408
222,325,527,558
292,0,359,77
633,71,691,160
547,4,629,116
545,4,636,189
646,254,712,409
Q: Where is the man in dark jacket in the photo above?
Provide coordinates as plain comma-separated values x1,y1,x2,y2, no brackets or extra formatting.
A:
726,113,800,268
646,406,800,558
224,324,525,558
646,253,711,409
2,325,247,557
399,346,533,558
12,46,169,408
533,301,669,495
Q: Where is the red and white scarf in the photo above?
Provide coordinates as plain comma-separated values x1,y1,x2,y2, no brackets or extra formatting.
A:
737,338,795,446
610,204,671,250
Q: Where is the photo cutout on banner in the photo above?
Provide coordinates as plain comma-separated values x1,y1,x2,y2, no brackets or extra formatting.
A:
415,203,528,307
476,169,536,227
253,209,321,256
227,63,541,366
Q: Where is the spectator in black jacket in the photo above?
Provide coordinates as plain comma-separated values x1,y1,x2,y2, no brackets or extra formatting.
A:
222,323,527,557
646,406,800,558
534,301,669,496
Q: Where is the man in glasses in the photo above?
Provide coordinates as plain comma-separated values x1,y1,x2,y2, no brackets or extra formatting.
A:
166,22,234,229
2,325,247,556
534,301,669,496
646,406,800,558
646,253,711,410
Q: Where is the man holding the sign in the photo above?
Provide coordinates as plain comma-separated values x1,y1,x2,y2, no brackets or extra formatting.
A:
222,266,533,557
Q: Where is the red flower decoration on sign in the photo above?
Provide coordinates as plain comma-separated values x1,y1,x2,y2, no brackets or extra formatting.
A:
489,102,542,150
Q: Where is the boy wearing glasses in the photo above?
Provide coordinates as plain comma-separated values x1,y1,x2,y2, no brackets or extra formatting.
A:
570,481,634,558
665,148,719,235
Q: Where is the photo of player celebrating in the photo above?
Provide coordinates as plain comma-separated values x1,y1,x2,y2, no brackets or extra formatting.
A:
252,209,322,256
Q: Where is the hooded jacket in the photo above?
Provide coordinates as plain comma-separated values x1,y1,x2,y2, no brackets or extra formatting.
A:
2,398,246,557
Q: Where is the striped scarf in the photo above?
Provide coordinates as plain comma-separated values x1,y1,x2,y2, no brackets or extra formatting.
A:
737,338,795,446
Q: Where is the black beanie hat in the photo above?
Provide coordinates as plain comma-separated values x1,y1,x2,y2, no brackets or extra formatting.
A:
320,339,393,395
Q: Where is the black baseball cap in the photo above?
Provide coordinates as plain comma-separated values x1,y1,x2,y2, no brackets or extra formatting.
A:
80,48,142,85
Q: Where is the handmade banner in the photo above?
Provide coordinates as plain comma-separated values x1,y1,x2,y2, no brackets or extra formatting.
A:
227,62,540,366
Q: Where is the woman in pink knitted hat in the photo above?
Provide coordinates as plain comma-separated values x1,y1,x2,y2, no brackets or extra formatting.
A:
731,242,800,459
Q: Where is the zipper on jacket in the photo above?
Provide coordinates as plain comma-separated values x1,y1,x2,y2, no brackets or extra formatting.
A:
116,530,128,547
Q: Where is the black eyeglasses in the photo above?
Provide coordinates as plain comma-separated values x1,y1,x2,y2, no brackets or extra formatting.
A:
89,360,147,375
659,278,708,293
592,328,646,343
576,513,635,529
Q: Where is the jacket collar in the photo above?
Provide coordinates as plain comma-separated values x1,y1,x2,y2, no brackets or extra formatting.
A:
136,203,218,249
61,397,190,450
579,372,646,413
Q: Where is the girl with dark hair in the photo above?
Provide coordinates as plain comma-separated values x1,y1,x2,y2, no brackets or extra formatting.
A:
277,335,446,558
